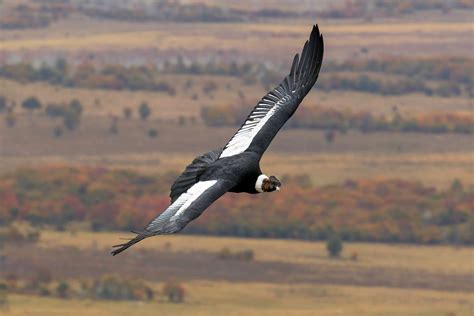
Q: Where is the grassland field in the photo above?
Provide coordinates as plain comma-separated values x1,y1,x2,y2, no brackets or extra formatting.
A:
1,12,472,62
1,231,473,316
2,77,473,119
1,7,474,316
1,116,473,188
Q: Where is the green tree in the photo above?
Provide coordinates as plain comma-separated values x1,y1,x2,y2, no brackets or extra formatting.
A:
0,96,6,113
0,282,7,310
22,96,42,113
148,128,158,138
138,102,151,121
69,99,83,116
324,130,335,144
326,233,343,258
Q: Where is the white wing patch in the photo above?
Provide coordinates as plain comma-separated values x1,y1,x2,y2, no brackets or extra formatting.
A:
220,94,291,158
146,180,217,231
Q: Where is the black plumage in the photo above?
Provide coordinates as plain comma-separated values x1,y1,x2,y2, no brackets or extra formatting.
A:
111,25,324,256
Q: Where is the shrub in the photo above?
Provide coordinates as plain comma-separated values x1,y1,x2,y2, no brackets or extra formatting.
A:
216,248,254,261
53,126,63,138
5,113,16,127
38,285,51,296
0,282,8,308
123,107,132,119
30,266,53,290
324,130,336,144
148,128,158,138
163,280,185,303
22,96,41,112
326,233,343,258
139,102,151,121
56,281,70,299
88,275,154,301
0,96,6,113
109,118,119,135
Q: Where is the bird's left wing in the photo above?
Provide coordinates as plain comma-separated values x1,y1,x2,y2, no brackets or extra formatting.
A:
219,25,324,159
111,178,235,255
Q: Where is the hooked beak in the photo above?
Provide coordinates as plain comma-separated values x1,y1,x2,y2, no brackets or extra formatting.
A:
276,186,280,191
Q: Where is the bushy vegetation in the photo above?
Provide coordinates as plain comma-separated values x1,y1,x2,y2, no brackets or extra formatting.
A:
45,99,83,131
326,234,343,258
0,167,472,244
0,2,70,29
163,280,185,303
216,248,255,261
201,104,474,134
0,225,40,245
320,0,474,19
0,61,176,94
4,0,472,30
2,270,155,302
85,275,154,301
0,0,303,29
323,57,473,97
1,56,470,97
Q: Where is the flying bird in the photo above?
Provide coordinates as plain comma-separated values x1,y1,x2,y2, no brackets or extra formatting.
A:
111,25,324,255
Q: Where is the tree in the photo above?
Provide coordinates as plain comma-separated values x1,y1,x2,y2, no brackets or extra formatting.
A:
0,282,7,310
123,107,132,119
63,110,80,130
22,96,42,113
53,126,63,138
0,96,6,113
62,100,83,131
450,179,463,192
148,128,158,138
5,113,16,128
324,130,335,144
69,99,83,116
138,102,151,121
326,233,343,258
109,117,119,134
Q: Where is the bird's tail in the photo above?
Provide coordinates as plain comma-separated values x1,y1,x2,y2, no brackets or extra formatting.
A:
110,230,153,256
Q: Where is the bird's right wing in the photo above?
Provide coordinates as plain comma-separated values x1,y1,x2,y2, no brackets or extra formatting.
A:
219,25,323,159
111,178,235,255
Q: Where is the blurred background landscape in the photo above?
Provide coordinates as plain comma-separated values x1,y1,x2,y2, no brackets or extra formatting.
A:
0,0,473,315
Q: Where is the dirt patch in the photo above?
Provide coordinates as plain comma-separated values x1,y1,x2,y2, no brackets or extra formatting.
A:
1,245,472,292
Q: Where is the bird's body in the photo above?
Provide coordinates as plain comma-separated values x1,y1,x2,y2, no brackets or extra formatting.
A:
205,151,261,193
112,25,324,256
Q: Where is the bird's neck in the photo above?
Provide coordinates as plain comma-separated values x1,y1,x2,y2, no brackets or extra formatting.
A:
255,174,269,193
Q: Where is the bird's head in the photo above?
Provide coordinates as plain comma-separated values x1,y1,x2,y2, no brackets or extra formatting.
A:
256,174,281,193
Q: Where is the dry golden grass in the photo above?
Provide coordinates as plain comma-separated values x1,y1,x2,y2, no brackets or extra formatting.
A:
1,110,472,188
1,17,472,59
261,152,474,188
2,230,473,316
4,283,473,316
1,20,471,51
1,77,472,119
39,231,474,276
2,151,472,189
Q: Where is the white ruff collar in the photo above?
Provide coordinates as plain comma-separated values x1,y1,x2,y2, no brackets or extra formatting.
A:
255,174,269,193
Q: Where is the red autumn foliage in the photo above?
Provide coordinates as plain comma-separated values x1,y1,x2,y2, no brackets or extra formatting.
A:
0,167,472,244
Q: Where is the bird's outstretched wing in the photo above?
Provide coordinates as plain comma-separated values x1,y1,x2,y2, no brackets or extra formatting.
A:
219,25,324,159
111,179,235,255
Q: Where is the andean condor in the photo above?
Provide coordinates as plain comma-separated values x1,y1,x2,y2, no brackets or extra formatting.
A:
111,25,324,255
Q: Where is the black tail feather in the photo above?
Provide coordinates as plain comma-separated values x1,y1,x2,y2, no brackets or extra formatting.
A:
111,232,150,256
